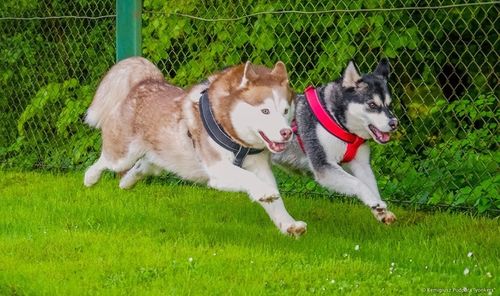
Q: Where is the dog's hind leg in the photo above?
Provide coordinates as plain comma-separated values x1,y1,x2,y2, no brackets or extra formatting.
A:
85,139,146,188
119,158,161,189
84,151,141,187
84,154,110,187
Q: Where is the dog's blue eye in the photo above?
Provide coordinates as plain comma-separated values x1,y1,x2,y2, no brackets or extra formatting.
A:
368,102,377,109
261,108,270,114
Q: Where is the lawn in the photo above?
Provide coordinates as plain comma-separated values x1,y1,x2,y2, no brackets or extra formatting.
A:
0,171,498,295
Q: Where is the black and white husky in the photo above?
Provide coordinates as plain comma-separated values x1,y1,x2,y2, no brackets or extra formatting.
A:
273,59,398,224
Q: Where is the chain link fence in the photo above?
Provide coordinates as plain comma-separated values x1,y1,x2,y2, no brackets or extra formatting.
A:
1,1,498,213
0,1,115,169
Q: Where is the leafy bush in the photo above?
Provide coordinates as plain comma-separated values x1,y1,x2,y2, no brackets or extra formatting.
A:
0,0,114,168
371,93,499,213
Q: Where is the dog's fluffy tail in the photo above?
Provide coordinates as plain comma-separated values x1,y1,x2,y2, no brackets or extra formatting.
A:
85,57,164,128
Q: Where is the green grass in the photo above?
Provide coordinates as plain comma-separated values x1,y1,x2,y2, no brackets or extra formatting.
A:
0,172,498,295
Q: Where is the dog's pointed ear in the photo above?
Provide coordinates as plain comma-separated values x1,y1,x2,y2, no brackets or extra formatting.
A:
342,60,361,88
240,61,258,88
271,61,288,84
374,58,390,80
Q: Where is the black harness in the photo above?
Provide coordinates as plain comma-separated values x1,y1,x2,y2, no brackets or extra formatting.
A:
199,90,263,167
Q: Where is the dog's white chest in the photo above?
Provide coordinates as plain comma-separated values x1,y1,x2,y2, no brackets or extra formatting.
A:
316,124,347,164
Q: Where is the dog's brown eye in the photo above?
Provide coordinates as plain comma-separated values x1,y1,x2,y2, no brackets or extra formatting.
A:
368,102,377,109
261,108,270,114
283,108,288,115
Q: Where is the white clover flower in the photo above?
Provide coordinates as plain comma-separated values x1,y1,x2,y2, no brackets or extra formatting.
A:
463,268,470,276
467,252,473,258
389,263,395,274
486,272,492,278
188,257,193,263
354,245,360,251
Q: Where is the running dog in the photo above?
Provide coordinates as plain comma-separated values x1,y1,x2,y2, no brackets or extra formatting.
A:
84,57,307,236
273,59,398,224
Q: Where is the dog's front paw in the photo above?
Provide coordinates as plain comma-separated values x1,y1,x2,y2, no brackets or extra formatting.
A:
371,206,397,225
284,221,307,237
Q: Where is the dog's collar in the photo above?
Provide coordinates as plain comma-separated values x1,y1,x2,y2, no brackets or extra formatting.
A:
294,86,365,163
199,90,264,167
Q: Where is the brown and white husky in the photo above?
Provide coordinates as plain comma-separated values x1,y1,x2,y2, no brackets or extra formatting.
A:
84,57,307,236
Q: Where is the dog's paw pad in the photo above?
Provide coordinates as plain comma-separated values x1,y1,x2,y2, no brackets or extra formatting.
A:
382,211,397,225
259,195,280,203
286,221,307,237
372,207,397,225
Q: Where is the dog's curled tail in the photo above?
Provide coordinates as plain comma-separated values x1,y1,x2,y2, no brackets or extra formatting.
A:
85,57,164,128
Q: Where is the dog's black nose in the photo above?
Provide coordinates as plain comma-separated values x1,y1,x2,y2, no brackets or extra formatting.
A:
389,118,398,130
280,128,292,140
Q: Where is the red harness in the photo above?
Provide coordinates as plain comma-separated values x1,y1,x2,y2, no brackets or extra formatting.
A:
292,86,365,163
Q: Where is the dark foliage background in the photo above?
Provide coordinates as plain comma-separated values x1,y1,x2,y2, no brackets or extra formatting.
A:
0,0,498,213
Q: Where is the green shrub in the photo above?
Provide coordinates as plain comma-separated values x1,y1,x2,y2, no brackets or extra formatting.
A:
371,93,499,213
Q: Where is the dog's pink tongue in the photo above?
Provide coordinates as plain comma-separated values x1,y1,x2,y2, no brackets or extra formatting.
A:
270,142,286,152
378,131,390,142
372,128,390,142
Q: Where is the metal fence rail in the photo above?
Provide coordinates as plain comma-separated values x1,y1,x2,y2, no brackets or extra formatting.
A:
0,1,498,213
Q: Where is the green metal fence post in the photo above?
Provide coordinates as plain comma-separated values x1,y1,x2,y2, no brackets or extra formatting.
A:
116,0,142,61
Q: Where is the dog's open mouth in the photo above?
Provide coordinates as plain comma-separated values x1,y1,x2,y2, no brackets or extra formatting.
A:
368,124,391,144
258,131,286,153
